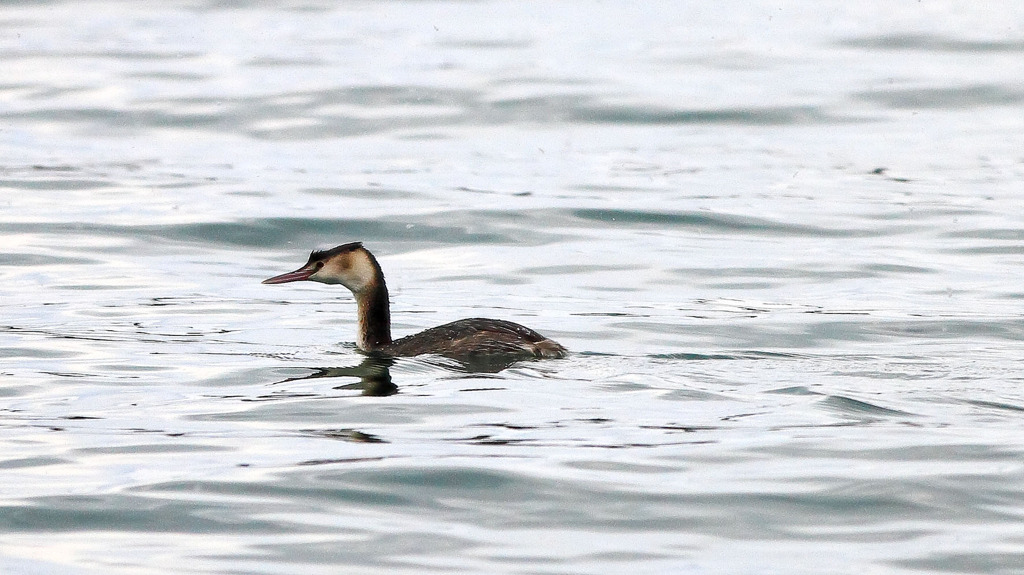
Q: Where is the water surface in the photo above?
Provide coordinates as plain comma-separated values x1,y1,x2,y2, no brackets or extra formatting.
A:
3,1,1024,573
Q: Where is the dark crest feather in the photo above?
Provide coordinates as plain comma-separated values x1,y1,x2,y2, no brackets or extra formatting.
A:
308,242,363,262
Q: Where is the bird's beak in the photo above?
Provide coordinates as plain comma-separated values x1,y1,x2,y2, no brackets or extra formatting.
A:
262,265,316,284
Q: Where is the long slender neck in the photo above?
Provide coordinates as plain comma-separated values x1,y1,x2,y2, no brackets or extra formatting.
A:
354,277,392,351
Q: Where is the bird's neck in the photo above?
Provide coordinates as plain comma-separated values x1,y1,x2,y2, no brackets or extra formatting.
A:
354,278,392,351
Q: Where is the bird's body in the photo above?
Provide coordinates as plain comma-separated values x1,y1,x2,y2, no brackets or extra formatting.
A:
385,317,566,359
263,242,567,362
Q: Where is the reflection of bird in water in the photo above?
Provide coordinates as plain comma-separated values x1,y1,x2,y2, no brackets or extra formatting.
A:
275,357,398,397
263,242,567,366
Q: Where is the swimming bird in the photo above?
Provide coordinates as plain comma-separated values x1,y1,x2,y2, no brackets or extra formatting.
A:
263,242,567,363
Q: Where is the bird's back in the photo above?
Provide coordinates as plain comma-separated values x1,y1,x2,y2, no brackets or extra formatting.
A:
384,317,567,360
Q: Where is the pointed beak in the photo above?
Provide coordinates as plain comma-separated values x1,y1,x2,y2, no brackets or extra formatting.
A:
262,265,315,284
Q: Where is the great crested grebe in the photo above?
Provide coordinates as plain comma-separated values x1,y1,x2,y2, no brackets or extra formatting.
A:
263,242,567,362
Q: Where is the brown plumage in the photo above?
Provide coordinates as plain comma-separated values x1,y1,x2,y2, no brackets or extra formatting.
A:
263,242,567,363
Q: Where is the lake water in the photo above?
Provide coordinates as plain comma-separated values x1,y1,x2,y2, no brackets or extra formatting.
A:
3,1,1024,573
